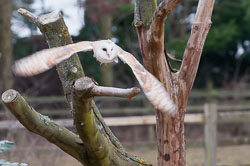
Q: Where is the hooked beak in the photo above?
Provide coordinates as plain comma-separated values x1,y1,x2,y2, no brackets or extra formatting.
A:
106,53,110,57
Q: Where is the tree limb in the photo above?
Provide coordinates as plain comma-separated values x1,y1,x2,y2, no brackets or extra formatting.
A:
179,0,215,93
74,77,141,99
146,0,181,91
150,0,181,43
1,89,87,165
17,8,38,23
135,0,181,93
72,78,111,165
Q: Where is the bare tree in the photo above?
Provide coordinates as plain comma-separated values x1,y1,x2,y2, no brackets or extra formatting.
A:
134,0,215,165
0,0,13,92
2,0,215,165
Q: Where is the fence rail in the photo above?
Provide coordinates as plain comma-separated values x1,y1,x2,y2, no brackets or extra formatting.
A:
0,114,204,129
1,110,250,130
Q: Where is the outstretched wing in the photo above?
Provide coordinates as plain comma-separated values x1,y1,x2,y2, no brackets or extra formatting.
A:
13,41,93,77
117,50,176,114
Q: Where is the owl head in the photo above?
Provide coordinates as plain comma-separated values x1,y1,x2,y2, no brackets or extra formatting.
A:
92,40,118,63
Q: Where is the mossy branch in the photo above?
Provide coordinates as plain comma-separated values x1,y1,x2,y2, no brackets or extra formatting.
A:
72,77,111,165
15,8,151,166
150,0,181,42
18,8,124,150
134,0,157,28
1,89,87,165
72,77,151,166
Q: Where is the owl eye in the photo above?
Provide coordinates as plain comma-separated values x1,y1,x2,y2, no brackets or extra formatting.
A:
102,48,107,51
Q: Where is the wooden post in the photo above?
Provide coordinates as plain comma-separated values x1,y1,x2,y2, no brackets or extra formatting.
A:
148,125,155,142
204,103,217,166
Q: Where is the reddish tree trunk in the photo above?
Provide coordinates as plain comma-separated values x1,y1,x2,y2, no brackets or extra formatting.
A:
134,0,215,165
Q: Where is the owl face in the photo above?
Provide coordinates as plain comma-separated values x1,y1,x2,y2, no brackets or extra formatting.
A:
92,40,118,63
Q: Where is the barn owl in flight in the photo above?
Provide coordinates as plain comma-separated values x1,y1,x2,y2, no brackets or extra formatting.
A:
13,40,176,114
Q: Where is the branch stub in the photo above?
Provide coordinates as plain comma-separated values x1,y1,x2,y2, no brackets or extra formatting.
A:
37,10,61,25
73,77,94,92
2,89,18,103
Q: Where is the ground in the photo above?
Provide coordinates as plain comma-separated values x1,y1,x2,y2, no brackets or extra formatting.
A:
1,144,250,166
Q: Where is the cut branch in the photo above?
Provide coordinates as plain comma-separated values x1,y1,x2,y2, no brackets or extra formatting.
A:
15,8,151,166
72,79,111,165
1,89,87,165
74,77,141,99
17,8,38,23
72,78,151,166
19,8,125,152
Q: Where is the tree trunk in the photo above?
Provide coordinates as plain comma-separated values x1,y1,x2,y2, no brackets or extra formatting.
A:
99,14,114,86
134,0,215,165
0,0,13,93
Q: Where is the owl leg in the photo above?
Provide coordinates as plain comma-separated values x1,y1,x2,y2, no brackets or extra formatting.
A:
100,63,107,66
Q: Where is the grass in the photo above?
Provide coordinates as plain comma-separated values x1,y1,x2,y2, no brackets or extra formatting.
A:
1,144,250,165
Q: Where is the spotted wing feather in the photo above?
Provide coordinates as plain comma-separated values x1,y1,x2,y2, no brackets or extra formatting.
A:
117,50,176,114
13,41,93,77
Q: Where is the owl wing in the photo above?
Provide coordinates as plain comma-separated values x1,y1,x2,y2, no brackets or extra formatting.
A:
13,41,93,77
117,50,176,114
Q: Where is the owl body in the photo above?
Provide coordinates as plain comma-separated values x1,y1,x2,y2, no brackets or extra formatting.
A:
13,40,176,114
92,40,118,64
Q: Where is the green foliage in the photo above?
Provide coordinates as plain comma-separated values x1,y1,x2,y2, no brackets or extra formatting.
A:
13,38,36,59
0,141,13,152
163,0,250,88
0,141,28,166
78,2,138,86
199,0,250,88
205,20,239,52
0,160,28,166
166,37,187,70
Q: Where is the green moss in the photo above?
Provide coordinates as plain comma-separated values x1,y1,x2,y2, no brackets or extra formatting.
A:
134,0,157,28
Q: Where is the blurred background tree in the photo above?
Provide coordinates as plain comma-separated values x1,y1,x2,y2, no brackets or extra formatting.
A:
0,0,13,93
78,0,136,86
